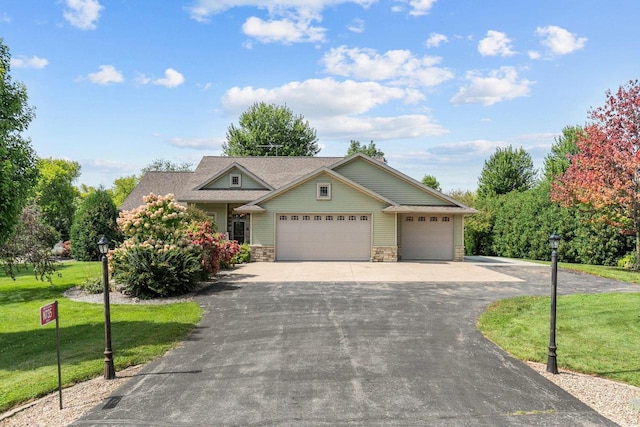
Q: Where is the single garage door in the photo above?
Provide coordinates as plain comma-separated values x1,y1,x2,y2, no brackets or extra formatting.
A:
276,214,371,261
401,214,453,260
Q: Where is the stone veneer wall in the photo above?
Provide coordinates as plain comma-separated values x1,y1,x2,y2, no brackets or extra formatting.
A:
454,245,464,262
251,245,275,262
371,246,398,262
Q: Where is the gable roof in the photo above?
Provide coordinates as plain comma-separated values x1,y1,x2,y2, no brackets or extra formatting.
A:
236,167,399,212
120,171,192,211
120,154,477,215
193,162,274,191
331,153,473,209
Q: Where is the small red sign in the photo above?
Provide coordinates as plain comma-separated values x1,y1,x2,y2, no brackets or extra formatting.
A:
40,302,57,326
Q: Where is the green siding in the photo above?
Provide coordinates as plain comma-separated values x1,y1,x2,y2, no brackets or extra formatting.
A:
251,174,395,246
204,169,265,190
454,215,463,246
193,203,228,232
334,158,451,206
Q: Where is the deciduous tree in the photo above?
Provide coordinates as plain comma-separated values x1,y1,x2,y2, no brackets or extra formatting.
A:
34,157,81,240
552,80,640,265
421,174,441,191
543,125,583,181
223,102,319,156
0,39,38,246
477,146,536,199
346,140,386,161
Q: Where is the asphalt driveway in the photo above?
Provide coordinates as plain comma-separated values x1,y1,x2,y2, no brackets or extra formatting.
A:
74,261,638,426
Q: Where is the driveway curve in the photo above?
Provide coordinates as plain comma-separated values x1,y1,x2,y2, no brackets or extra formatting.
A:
74,260,638,426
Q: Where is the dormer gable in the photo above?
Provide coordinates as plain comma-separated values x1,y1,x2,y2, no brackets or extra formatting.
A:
196,163,272,191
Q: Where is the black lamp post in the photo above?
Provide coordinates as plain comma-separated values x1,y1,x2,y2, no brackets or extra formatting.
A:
98,235,116,380
547,232,561,374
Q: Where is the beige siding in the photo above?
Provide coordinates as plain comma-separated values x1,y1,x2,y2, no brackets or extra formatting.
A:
204,170,265,190
192,203,228,232
335,158,451,206
252,174,395,246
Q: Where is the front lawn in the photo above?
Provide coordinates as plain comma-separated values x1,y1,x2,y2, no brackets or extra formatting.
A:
478,292,640,387
526,259,640,285
0,261,202,412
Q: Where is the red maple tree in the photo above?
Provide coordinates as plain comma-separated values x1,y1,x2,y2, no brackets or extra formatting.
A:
551,80,640,263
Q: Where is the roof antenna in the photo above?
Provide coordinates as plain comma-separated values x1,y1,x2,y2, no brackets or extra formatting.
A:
257,144,282,156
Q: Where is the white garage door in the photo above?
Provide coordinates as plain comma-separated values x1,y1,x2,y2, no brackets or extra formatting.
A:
276,214,371,261
401,214,453,260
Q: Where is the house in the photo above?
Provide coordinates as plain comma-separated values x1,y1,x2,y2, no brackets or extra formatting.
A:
121,154,477,262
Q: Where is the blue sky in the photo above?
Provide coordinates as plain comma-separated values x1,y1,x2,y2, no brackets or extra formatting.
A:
2,1,639,191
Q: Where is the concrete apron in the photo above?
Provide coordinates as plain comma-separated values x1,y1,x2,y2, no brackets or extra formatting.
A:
219,257,544,283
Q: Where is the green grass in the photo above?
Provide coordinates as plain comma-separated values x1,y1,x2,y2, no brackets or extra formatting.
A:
478,293,640,387
0,261,202,412
526,259,640,284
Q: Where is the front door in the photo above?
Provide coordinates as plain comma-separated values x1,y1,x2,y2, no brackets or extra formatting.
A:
232,220,245,243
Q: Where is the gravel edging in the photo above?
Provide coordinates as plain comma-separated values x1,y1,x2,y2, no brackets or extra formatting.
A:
3,362,639,426
527,361,640,427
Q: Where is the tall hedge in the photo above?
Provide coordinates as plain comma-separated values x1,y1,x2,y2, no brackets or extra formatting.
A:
70,189,120,261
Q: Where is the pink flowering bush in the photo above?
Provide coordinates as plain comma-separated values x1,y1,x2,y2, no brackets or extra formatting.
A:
187,221,240,275
110,193,241,298
110,194,202,298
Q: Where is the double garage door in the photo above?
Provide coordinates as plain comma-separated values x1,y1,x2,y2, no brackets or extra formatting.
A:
276,214,371,261
401,214,454,260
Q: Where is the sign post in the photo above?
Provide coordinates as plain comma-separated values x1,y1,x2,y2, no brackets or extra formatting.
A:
40,301,62,409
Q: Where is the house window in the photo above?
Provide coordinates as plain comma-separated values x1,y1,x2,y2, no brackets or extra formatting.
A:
206,212,217,222
406,216,414,222
360,216,368,221
418,216,426,222
230,174,241,187
314,215,322,221
349,215,356,221
337,215,345,221
303,215,310,220
317,183,331,200
291,215,299,220
325,215,333,221
442,217,450,222
279,215,287,220
430,217,438,222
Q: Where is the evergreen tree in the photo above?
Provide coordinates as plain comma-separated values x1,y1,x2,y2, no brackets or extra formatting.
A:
70,189,120,261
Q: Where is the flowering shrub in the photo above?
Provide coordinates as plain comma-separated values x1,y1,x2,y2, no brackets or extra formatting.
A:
111,194,201,298
187,221,240,274
117,193,189,243
219,240,240,269
110,193,241,298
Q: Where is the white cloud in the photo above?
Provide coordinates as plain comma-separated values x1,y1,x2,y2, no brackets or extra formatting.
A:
314,114,447,140
535,25,587,55
86,65,124,85
63,0,103,30
451,66,533,106
221,77,417,117
168,137,223,149
425,32,448,48
478,30,515,57
242,13,326,44
0,13,11,23
322,46,453,87
347,18,365,33
186,0,376,23
11,55,49,69
220,77,446,141
153,68,185,88
528,50,542,60
393,0,437,16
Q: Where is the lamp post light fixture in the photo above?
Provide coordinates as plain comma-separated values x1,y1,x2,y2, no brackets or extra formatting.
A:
98,235,116,380
547,232,561,374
